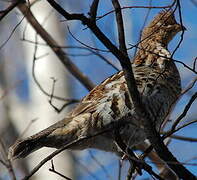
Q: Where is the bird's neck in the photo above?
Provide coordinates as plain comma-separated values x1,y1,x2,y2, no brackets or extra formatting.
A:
133,39,169,67
141,38,168,49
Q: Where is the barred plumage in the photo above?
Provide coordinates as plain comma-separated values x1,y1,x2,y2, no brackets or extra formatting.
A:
8,10,183,159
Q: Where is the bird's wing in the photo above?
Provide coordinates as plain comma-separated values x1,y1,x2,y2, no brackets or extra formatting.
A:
70,71,127,116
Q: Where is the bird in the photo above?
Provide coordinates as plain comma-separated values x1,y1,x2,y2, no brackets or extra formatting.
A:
8,10,183,160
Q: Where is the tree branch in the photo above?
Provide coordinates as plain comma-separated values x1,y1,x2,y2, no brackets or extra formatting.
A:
112,0,127,55
45,0,196,179
46,0,141,110
97,2,176,20
0,138,16,180
21,127,113,180
171,92,197,131
0,0,24,21
89,0,99,21
17,2,95,91
163,92,197,139
49,160,72,180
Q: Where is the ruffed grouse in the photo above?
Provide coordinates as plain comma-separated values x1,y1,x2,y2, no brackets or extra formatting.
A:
8,10,183,159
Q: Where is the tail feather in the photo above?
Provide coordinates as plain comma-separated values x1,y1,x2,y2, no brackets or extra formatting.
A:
8,136,46,160
8,118,73,160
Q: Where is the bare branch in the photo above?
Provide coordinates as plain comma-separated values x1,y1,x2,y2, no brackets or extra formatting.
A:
97,2,176,20
0,158,7,168
133,0,152,57
17,3,95,91
22,39,120,71
0,0,24,21
0,138,16,180
114,129,164,180
173,59,196,74
48,77,79,113
21,128,113,180
136,143,178,180
0,16,25,50
112,0,127,55
171,92,197,132
19,118,38,138
164,119,197,141
171,0,186,57
31,50,79,102
49,159,72,180
175,119,197,133
89,0,99,21
67,26,109,52
118,160,122,180
46,0,141,111
30,28,79,105
168,134,197,142
180,77,197,96
128,44,197,74
193,57,197,71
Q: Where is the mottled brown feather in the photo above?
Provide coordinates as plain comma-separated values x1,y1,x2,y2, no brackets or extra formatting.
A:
8,10,182,160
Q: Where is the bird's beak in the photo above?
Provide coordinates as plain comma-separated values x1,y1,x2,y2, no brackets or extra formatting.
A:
176,23,186,32
181,25,187,31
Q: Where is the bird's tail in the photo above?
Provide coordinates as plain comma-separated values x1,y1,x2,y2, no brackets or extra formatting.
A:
8,117,76,160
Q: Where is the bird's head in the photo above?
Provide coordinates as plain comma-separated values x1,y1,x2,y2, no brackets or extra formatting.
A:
133,10,186,68
141,10,186,46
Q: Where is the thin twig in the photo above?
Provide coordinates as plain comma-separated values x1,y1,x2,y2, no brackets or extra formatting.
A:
89,0,99,21
22,39,120,71
31,35,79,103
67,26,109,52
171,0,186,57
48,77,79,113
175,119,197,133
0,16,25,50
97,2,176,20
168,134,197,142
134,0,153,58
49,159,72,180
19,118,38,138
114,129,164,180
18,3,95,91
164,119,197,140
193,57,197,71
0,0,24,21
112,0,127,55
171,92,197,131
173,59,196,74
46,0,141,111
147,158,197,167
0,138,16,180
0,158,7,168
180,77,197,96
128,43,197,74
118,160,122,180
21,127,113,180
162,92,197,139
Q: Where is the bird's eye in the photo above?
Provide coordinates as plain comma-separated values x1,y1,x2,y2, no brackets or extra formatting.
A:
151,62,158,68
